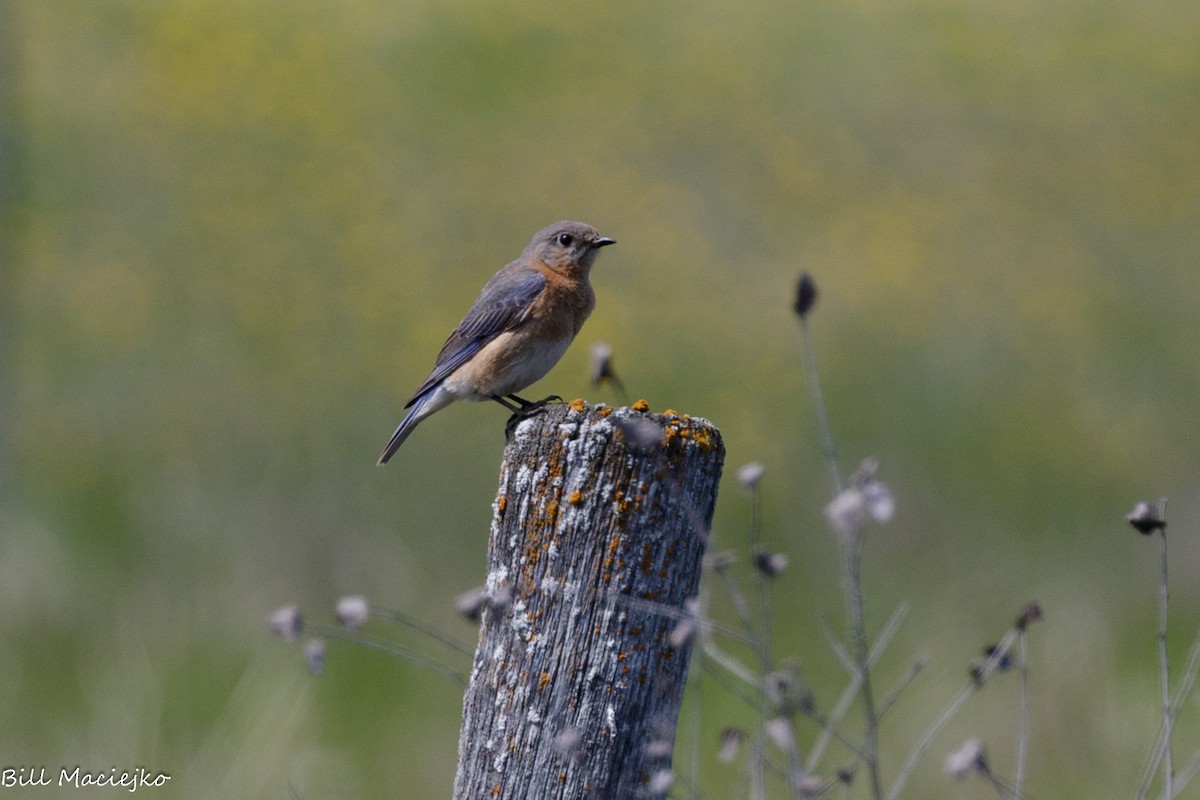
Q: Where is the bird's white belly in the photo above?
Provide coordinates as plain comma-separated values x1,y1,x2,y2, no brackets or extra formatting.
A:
444,332,573,401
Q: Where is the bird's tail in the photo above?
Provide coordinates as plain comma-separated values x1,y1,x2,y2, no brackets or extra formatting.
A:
377,392,435,466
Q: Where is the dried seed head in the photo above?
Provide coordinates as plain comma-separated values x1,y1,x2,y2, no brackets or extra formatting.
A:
489,584,514,612
764,717,795,752
794,273,818,318
717,728,744,763
590,341,612,384
552,727,584,755
703,550,737,571
968,664,984,686
648,770,675,793
825,487,866,535
796,775,828,797
455,586,488,621
738,461,766,490
862,480,895,523
614,416,662,453
852,457,894,523
983,644,1013,672
645,738,674,759
268,605,303,642
668,617,696,650
589,341,625,394
1127,500,1166,535
753,548,789,578
944,737,987,780
764,664,814,716
304,638,326,676
335,595,370,630
1015,602,1043,630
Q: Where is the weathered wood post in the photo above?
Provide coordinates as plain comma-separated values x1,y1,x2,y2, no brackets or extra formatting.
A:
454,400,724,799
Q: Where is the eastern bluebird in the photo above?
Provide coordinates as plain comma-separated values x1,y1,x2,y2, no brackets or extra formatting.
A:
377,221,615,465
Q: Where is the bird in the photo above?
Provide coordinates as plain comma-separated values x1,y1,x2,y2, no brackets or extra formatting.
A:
377,221,616,465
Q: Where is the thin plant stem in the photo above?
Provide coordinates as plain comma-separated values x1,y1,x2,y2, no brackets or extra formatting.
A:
703,636,761,691
746,482,795,790
885,627,1019,800
1157,507,1174,800
819,619,856,676
807,603,909,772
799,276,878,794
714,556,775,797
716,565,758,648
980,766,1018,800
700,656,763,711
1014,630,1030,800
1171,749,1200,799
818,603,908,680
749,733,767,800
316,627,468,685
699,584,767,797
877,660,925,719
778,716,810,800
1135,500,1174,800
1153,624,1200,798
1133,627,1200,798
1169,626,1200,719
748,484,775,680
686,645,704,800
368,605,474,656
1136,725,1166,800
797,315,842,497
614,589,754,646
800,708,870,762
870,603,911,663
842,528,883,800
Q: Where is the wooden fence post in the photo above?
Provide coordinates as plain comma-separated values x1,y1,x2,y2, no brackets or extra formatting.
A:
453,400,725,799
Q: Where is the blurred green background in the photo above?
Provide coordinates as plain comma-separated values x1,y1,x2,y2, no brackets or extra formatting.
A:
3,0,1199,797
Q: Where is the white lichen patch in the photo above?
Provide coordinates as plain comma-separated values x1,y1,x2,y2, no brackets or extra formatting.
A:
509,415,541,446
514,462,535,493
510,600,531,638
560,578,580,603
486,564,510,593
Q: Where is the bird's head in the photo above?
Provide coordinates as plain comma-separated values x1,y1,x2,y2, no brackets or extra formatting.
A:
525,221,615,277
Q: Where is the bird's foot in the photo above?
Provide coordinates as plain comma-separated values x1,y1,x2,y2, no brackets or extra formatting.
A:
503,395,564,439
505,393,564,408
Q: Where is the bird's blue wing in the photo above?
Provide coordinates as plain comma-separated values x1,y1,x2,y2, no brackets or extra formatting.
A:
405,266,547,406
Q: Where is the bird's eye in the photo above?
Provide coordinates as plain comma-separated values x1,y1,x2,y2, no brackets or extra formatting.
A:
556,233,574,247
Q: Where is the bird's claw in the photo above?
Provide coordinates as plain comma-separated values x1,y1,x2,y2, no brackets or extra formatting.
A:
503,396,563,439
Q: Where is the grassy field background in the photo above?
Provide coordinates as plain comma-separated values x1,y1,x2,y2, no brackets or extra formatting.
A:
3,0,1200,797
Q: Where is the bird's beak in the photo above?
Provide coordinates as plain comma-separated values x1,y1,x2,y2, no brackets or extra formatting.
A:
592,237,616,248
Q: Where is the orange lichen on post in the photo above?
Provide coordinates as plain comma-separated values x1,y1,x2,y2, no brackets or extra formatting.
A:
660,414,718,453
630,399,650,412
